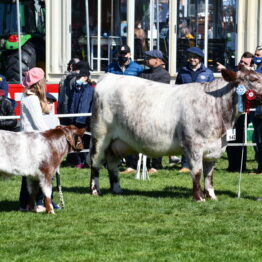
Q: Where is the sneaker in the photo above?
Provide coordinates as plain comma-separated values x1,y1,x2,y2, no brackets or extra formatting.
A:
19,207,29,212
120,167,136,174
148,168,158,174
178,167,191,173
35,205,46,213
52,202,61,210
75,163,85,169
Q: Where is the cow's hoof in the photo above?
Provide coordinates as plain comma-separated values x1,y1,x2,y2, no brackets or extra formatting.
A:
193,196,206,202
90,189,101,196
196,198,206,202
111,184,122,194
204,190,218,200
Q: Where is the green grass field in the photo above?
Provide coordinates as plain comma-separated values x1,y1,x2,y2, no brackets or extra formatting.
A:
0,150,262,262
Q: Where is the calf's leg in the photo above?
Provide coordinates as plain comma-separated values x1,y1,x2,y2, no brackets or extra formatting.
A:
39,178,54,214
203,161,217,200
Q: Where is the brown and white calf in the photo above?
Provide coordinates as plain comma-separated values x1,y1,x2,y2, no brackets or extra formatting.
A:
0,125,85,213
88,67,262,201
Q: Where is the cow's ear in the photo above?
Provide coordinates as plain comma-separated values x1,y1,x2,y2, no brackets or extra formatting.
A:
221,69,237,82
248,70,259,82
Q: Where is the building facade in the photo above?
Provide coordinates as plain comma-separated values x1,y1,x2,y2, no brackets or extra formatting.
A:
46,0,262,82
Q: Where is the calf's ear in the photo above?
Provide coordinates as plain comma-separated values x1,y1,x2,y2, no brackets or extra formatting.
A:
76,128,86,136
221,69,237,82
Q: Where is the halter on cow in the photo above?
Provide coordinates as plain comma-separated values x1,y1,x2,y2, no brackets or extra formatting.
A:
88,67,262,201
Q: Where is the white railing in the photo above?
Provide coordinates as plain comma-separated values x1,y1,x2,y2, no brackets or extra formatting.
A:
0,111,256,148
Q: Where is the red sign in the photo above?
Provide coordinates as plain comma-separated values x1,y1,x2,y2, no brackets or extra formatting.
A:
9,83,59,115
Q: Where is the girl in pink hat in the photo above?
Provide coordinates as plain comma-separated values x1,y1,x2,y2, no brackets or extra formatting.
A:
20,67,49,131
19,67,59,212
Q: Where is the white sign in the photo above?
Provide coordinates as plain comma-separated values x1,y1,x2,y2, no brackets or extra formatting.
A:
226,129,236,141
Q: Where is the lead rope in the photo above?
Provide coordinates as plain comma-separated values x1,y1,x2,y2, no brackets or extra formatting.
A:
56,168,65,208
237,143,245,198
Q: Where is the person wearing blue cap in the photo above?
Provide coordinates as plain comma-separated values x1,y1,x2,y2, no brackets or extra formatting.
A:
176,47,214,85
140,49,170,84
176,46,215,173
106,45,144,77
139,49,171,173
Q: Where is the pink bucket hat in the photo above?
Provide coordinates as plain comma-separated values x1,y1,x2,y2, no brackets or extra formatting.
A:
22,67,45,87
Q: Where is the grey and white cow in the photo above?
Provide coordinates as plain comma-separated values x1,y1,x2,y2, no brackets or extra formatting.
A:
88,68,262,201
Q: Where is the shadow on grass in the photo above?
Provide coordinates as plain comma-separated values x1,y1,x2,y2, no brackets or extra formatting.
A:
0,200,19,212
60,186,89,194
60,185,256,200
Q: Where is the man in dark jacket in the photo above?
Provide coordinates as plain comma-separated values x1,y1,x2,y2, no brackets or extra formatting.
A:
176,46,215,173
176,47,215,84
0,89,18,131
140,49,171,84
139,49,171,173
252,45,262,174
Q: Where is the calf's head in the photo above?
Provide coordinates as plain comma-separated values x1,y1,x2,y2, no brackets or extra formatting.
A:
56,125,86,152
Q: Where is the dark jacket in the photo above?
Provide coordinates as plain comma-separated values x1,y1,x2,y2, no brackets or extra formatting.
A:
139,66,171,84
68,82,94,127
175,63,215,84
0,96,17,131
0,74,8,98
58,72,78,115
58,73,79,125
106,60,144,76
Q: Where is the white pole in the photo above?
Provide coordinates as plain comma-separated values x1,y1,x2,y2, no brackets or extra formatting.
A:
149,0,154,50
16,0,22,83
97,0,101,71
85,0,91,65
204,0,209,67
127,0,135,58
156,0,160,49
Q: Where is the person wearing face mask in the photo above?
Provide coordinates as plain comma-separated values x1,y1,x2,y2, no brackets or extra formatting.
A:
252,45,262,174
106,45,144,174
67,62,94,168
106,45,144,76
253,45,262,73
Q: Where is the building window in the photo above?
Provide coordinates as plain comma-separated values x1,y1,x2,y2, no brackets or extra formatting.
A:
71,0,236,74
177,0,237,72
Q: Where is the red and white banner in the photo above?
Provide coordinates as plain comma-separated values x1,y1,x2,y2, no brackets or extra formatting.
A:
9,83,59,115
